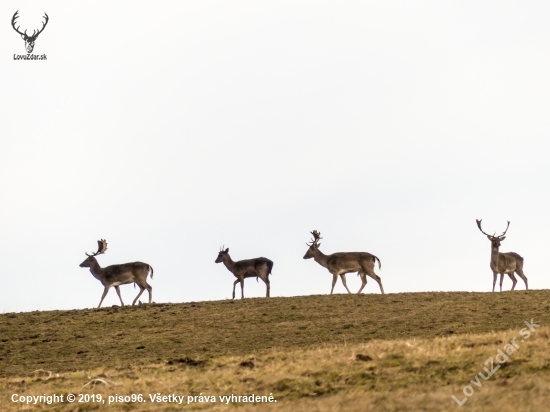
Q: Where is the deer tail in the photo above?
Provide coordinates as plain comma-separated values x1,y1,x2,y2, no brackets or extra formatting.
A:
149,265,154,280
374,256,381,269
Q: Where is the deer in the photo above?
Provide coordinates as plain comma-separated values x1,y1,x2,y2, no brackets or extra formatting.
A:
303,230,384,295
215,247,273,299
476,220,528,292
11,11,49,54
79,239,154,308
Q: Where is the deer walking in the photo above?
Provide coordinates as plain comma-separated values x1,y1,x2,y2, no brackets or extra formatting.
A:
215,247,273,299
303,230,384,295
79,239,154,308
476,220,528,292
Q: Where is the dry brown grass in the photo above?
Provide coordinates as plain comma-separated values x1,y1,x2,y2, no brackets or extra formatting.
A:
1,291,550,410
1,326,549,411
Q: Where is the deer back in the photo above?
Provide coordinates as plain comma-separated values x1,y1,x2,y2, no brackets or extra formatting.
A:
505,252,523,262
102,261,151,282
326,252,380,271
232,257,273,278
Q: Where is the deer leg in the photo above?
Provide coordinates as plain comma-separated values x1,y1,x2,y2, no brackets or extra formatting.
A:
330,273,338,294
240,278,245,299
340,274,352,294
232,279,239,300
499,273,505,292
258,270,270,298
263,276,270,297
357,272,367,294
492,272,498,292
132,286,145,305
515,268,528,290
507,273,517,291
98,286,111,308
366,271,384,294
114,286,125,306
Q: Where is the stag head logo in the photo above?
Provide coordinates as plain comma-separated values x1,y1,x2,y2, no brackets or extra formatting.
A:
11,11,49,54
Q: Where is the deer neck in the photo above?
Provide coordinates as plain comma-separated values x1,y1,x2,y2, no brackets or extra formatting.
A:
312,248,330,268
88,258,105,282
490,244,501,269
221,255,236,273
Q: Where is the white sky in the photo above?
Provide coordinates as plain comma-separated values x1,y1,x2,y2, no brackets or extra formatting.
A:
1,1,549,312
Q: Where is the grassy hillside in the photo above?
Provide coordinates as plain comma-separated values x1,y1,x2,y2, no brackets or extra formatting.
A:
1,290,550,410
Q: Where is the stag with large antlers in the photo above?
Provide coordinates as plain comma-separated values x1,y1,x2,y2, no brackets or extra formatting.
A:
303,230,384,295
79,240,154,308
215,247,273,299
476,220,528,292
11,11,49,54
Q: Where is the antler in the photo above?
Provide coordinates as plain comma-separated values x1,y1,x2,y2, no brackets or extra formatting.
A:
11,11,49,40
476,219,491,237
86,239,108,257
306,230,323,246
476,219,510,239
11,11,25,37
31,13,49,39
499,221,510,238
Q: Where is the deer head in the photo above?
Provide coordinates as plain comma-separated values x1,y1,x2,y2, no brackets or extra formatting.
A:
80,239,108,267
476,219,510,249
12,11,49,54
303,230,322,259
215,246,229,263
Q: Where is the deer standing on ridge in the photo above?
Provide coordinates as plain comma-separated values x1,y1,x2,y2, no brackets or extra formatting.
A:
303,230,384,295
215,247,273,299
79,239,154,308
476,220,528,292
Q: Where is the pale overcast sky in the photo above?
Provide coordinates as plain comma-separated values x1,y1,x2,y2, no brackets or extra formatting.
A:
1,1,549,312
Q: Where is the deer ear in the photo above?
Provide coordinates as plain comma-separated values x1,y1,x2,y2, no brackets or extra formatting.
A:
225,248,229,253
500,236,506,241
487,235,492,240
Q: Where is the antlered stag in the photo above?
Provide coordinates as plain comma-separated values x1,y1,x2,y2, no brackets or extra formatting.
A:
215,247,273,299
476,220,528,292
79,239,154,308
303,230,384,295
11,11,49,53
